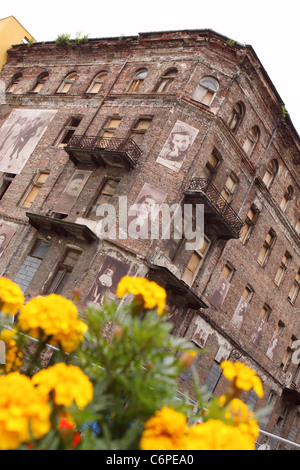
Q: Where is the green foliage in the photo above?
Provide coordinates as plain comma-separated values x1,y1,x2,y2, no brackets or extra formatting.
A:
69,300,194,450
55,33,89,47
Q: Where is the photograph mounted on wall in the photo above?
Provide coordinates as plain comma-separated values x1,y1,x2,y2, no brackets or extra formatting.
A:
0,109,57,174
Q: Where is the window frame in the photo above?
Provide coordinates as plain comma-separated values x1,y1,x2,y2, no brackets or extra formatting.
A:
127,69,148,93
6,73,23,93
30,72,49,94
56,72,78,94
86,71,108,94
153,68,178,93
55,116,82,148
44,248,82,295
181,234,211,286
257,229,277,268
20,170,50,209
192,76,219,107
243,125,260,157
87,177,120,219
288,270,300,305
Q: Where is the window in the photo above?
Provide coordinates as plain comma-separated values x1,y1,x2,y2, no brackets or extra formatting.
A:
30,72,49,93
243,126,260,156
86,72,108,94
57,72,78,94
182,235,211,286
221,262,235,282
274,251,292,286
30,239,51,260
128,117,152,146
200,150,222,179
228,101,245,133
288,270,300,305
100,117,122,138
281,337,297,372
295,219,300,235
279,185,294,212
242,285,254,303
262,159,279,188
127,69,148,93
239,205,259,244
257,229,276,267
21,172,49,208
6,73,23,93
45,249,81,295
0,173,15,199
56,117,82,148
89,179,119,218
192,76,219,106
154,68,177,93
218,173,238,208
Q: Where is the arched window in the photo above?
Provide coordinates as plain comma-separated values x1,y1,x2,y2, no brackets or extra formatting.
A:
262,159,279,188
228,101,245,133
154,68,178,93
127,69,148,93
280,185,294,212
192,76,219,106
57,72,78,94
243,125,260,156
31,72,49,93
6,73,23,93
86,71,108,94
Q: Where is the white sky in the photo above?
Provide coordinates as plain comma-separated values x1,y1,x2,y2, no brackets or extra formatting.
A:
2,0,300,135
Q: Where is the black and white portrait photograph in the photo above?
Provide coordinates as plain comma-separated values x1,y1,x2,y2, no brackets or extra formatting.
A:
0,225,16,257
54,169,92,215
192,326,209,349
266,333,281,361
126,183,167,239
0,109,57,174
209,275,230,310
231,297,250,330
85,255,130,307
251,318,268,347
156,120,199,173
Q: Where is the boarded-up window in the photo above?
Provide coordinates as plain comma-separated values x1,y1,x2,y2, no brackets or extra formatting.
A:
22,172,49,208
258,229,276,267
274,252,291,286
86,72,108,94
182,236,210,286
101,117,122,138
127,69,148,93
45,249,81,295
288,271,300,305
57,73,78,94
192,77,219,107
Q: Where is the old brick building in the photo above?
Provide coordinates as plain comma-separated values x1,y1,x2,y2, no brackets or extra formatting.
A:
0,29,299,449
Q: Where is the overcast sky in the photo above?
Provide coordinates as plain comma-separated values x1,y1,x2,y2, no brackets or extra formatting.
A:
2,0,300,134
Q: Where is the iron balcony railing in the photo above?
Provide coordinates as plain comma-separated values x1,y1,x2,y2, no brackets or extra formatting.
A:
187,178,244,236
66,135,142,165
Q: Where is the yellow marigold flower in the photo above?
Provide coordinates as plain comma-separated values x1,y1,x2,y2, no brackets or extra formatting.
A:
186,419,256,450
221,361,264,398
223,398,260,439
0,372,51,450
0,277,24,316
32,363,93,409
140,407,188,450
17,294,88,353
116,276,167,315
179,350,197,370
0,329,23,373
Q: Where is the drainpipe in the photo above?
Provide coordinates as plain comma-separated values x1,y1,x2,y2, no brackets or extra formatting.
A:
237,124,280,217
82,52,132,139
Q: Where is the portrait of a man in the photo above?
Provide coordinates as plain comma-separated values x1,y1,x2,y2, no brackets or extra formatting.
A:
209,275,230,310
126,183,167,239
0,225,16,257
54,170,92,215
231,297,250,330
156,120,199,172
251,317,267,347
0,109,57,174
85,255,129,307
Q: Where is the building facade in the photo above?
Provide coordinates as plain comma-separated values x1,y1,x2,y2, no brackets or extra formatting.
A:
0,29,299,449
0,16,35,70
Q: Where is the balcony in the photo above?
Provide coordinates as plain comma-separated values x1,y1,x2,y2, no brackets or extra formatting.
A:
26,213,97,243
146,264,208,310
65,135,142,169
184,178,244,240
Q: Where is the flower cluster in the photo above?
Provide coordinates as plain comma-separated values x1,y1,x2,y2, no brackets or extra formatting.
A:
221,361,264,398
0,329,23,374
116,276,167,314
0,277,24,315
17,294,88,353
0,373,51,450
32,363,94,409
